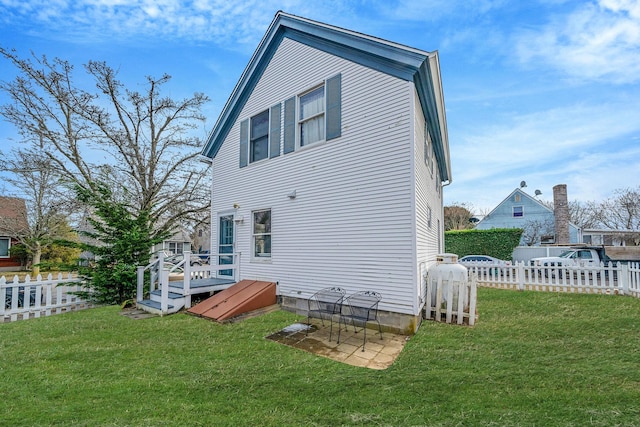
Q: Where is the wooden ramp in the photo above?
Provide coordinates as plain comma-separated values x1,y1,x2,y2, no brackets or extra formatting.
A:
187,280,276,322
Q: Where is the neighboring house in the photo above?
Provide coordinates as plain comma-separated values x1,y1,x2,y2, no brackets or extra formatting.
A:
475,188,581,245
191,219,211,255
154,229,192,256
200,12,451,333
582,229,639,246
0,196,28,270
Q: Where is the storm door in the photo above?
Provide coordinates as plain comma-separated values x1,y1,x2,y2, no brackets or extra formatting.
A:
218,215,234,277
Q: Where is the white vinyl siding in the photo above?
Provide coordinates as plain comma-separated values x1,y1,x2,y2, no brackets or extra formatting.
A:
211,38,426,316
414,89,443,310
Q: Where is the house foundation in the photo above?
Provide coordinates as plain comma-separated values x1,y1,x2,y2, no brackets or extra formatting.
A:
279,295,422,335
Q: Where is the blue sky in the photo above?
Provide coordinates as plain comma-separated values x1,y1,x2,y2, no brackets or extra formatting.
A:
0,0,639,213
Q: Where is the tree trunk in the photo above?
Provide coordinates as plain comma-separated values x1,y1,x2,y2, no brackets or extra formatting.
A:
32,242,42,277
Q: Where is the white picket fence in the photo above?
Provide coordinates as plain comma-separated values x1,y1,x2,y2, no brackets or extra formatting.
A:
424,270,478,326
0,273,92,322
466,261,640,298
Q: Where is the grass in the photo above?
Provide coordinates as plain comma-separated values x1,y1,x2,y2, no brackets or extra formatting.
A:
1,288,639,426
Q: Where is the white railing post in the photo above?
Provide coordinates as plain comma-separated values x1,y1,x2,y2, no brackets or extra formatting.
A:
160,267,169,315
183,251,192,308
237,252,241,281
137,266,145,303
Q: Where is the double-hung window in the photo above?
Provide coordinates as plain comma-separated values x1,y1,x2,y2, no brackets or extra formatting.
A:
513,206,524,217
250,110,270,163
253,209,271,259
424,123,433,172
299,86,325,147
240,104,282,167
0,237,10,257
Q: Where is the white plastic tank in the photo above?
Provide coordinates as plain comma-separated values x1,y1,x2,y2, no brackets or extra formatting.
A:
427,253,469,310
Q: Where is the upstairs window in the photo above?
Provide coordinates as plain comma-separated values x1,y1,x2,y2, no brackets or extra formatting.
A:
424,123,433,172
250,110,269,163
299,86,325,147
513,206,524,217
239,104,281,168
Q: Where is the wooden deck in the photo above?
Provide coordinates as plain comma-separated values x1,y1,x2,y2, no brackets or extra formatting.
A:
168,277,236,295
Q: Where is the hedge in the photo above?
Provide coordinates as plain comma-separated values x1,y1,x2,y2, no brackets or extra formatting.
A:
445,228,523,261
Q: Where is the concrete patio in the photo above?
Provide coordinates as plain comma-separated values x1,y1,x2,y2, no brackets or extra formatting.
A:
266,319,410,370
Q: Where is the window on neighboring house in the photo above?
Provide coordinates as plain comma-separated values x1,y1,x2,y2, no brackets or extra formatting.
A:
168,242,184,255
513,206,524,217
250,110,270,163
253,209,271,259
299,85,325,147
0,238,10,257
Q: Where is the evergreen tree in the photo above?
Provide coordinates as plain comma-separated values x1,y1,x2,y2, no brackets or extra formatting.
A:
77,183,168,305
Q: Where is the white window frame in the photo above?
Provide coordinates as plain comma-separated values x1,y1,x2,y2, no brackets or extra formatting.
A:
513,206,524,217
0,237,10,258
298,84,325,148
250,109,270,163
167,241,184,256
252,209,272,261
424,123,434,174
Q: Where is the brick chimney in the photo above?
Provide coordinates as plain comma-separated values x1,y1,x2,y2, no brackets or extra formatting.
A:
553,184,570,245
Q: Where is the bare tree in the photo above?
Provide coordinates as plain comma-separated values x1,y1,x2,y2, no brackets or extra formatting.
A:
595,187,640,238
0,47,211,241
0,143,73,275
521,218,555,246
444,204,475,230
541,199,600,230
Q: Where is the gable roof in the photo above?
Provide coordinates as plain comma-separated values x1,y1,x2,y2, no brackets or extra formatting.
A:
201,11,451,182
0,196,29,236
476,188,580,231
482,188,552,222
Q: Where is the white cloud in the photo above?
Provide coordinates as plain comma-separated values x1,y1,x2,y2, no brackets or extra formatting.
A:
446,99,640,209
0,0,360,48
515,0,640,84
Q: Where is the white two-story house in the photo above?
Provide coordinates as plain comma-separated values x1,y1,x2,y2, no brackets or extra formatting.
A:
201,12,451,333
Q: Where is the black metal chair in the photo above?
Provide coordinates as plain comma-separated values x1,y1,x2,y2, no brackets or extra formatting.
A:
337,291,383,351
306,287,346,341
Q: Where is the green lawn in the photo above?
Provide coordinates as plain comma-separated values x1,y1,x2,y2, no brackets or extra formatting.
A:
1,288,639,426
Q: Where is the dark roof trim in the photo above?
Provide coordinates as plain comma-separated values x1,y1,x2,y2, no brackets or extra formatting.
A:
202,11,451,182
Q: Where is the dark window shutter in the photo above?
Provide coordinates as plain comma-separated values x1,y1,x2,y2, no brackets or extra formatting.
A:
283,97,296,154
269,103,281,158
326,73,342,141
239,119,248,168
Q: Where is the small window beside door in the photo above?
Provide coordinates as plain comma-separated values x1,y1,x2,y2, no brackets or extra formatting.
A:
253,209,271,259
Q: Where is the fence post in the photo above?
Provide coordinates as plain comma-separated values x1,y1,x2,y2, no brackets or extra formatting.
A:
517,261,525,291
0,275,6,317
619,263,629,296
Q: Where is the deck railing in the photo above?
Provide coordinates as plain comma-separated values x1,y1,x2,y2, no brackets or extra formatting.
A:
136,251,239,314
